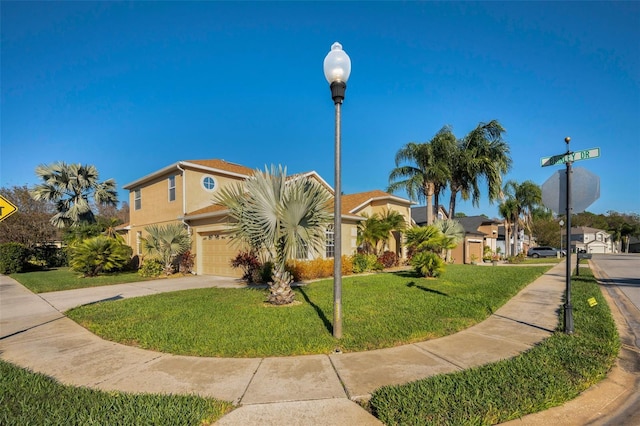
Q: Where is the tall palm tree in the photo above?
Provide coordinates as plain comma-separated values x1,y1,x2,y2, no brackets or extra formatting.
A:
499,198,518,257
388,127,454,225
502,180,542,255
29,162,118,228
447,120,512,218
215,165,332,305
142,223,191,275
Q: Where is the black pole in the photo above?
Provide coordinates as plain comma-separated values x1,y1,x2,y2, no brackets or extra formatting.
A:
564,137,574,334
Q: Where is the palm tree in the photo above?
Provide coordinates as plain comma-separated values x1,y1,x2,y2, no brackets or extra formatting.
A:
447,120,512,218
388,127,454,225
215,165,332,305
142,223,191,275
29,162,118,228
404,225,445,255
432,218,464,262
503,180,542,255
498,198,518,257
358,209,407,255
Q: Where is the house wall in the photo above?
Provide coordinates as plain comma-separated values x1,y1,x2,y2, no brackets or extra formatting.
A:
353,200,412,258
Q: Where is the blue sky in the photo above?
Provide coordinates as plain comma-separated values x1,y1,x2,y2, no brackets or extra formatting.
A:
2,1,639,218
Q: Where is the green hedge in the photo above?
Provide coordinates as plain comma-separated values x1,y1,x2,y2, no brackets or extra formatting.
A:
0,242,29,274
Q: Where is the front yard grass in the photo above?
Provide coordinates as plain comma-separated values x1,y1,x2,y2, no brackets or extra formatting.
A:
0,359,234,425
10,267,157,293
67,265,550,357
368,267,619,425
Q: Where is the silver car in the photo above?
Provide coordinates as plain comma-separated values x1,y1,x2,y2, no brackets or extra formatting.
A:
527,246,566,258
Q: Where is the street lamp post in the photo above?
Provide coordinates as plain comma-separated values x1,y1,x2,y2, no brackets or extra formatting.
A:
324,42,351,339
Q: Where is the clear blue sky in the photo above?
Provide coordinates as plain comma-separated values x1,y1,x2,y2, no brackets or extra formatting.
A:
2,1,639,218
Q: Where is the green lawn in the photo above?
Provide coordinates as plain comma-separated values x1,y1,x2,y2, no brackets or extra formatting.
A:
0,360,233,425
10,267,158,293
67,265,550,357
368,268,620,425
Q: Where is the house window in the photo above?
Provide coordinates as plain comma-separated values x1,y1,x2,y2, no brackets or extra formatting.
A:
134,189,141,210
136,231,142,255
202,176,216,192
325,225,335,258
168,176,176,202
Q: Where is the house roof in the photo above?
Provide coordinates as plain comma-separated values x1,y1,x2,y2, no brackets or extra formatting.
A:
571,226,610,236
123,159,254,189
410,205,448,225
340,190,413,215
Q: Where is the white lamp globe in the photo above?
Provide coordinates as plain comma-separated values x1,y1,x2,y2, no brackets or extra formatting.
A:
323,42,351,84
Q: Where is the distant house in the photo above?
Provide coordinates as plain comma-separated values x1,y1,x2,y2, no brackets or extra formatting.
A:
410,207,502,264
118,159,413,277
567,226,613,254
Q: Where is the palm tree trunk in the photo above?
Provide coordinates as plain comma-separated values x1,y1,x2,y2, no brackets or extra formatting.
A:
504,221,511,257
512,220,519,255
268,264,295,305
424,182,435,225
448,190,457,219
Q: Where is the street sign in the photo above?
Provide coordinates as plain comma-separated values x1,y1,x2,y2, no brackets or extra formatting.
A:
0,195,18,222
541,147,600,167
541,167,600,214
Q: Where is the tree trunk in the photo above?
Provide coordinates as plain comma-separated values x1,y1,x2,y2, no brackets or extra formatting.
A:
512,220,519,256
424,182,435,225
448,190,457,220
268,266,295,305
504,221,511,257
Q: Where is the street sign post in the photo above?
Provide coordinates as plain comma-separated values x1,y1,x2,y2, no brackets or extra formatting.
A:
0,195,18,223
540,138,601,335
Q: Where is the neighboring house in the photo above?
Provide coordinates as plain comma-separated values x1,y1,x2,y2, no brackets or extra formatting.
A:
568,226,613,254
451,216,501,264
119,159,412,277
410,208,501,264
496,225,528,257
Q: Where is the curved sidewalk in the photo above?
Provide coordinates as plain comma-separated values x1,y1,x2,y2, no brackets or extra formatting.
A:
0,263,572,425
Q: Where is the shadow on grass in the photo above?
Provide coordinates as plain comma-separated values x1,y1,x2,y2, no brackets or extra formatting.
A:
406,281,448,297
297,287,333,335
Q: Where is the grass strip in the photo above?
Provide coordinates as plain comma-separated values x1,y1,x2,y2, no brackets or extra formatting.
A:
67,265,549,357
368,268,620,425
0,359,234,425
11,267,157,293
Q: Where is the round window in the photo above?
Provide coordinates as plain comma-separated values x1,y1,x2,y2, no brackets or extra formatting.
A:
202,176,216,192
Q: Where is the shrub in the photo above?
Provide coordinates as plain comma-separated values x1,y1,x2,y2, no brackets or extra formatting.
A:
352,253,382,274
69,236,132,277
230,251,262,283
31,245,67,268
258,261,274,283
411,251,445,278
378,251,398,268
286,256,353,282
507,252,527,264
0,242,29,274
341,255,353,276
138,258,164,277
178,250,196,275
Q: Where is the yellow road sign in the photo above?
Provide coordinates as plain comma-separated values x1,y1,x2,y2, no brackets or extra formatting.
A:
0,195,18,222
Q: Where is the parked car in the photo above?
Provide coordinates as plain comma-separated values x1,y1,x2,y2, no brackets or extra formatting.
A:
527,246,566,258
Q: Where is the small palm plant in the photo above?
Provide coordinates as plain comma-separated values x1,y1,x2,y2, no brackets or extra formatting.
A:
141,223,191,275
405,224,447,277
69,235,132,277
215,165,331,305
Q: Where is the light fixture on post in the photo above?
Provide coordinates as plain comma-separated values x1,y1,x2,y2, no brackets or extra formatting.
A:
324,42,351,339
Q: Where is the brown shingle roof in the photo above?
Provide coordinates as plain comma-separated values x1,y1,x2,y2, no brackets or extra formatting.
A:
186,159,255,176
339,190,410,215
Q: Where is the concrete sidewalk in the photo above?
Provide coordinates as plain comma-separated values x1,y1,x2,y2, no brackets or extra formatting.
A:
0,263,629,425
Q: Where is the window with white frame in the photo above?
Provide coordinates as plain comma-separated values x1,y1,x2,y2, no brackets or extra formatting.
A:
168,176,176,202
136,231,142,255
325,225,335,258
134,189,141,210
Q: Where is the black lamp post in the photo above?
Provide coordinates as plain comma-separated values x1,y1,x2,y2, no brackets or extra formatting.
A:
564,136,574,334
324,42,351,339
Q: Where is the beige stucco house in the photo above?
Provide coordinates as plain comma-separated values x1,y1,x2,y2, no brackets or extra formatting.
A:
120,159,412,277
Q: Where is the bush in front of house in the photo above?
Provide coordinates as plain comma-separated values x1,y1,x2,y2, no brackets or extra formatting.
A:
352,253,383,274
138,258,165,277
69,236,132,277
411,251,445,278
378,251,398,268
0,242,30,274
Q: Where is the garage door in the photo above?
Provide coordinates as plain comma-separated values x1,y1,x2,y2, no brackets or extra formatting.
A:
200,232,242,277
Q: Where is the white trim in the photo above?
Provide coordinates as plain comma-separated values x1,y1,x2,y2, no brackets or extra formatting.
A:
201,175,217,192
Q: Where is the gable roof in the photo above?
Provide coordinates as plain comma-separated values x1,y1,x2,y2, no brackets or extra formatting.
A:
411,205,448,225
340,190,413,215
571,226,610,236
123,159,254,189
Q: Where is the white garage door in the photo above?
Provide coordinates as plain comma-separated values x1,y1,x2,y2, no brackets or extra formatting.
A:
200,232,242,277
